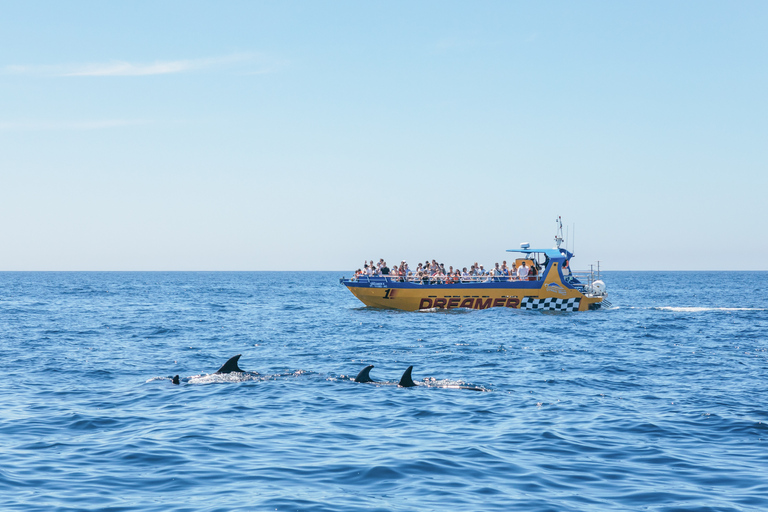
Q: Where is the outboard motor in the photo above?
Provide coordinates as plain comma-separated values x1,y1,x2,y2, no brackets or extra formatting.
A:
590,280,606,296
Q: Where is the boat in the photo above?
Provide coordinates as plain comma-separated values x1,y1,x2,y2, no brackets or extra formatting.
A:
340,218,609,312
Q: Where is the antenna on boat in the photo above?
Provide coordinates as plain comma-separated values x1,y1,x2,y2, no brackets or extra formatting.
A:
555,216,564,249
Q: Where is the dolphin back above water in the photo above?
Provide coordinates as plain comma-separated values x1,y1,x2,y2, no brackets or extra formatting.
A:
398,366,416,387
216,354,245,374
170,354,253,384
354,365,375,383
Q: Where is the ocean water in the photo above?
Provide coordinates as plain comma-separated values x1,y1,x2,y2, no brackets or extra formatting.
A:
1,271,767,512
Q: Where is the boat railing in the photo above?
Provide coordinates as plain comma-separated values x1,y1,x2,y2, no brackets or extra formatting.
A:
348,274,542,284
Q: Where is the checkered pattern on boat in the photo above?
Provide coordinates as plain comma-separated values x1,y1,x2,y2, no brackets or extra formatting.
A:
520,297,581,311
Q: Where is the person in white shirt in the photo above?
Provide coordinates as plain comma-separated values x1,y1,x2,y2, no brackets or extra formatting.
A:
516,262,529,280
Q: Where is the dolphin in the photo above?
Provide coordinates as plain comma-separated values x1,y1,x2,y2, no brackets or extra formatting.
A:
398,366,486,391
398,365,417,387
354,364,375,383
170,354,250,385
215,354,245,374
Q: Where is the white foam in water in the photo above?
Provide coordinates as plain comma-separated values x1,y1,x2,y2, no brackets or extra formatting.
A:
654,307,766,312
187,373,262,384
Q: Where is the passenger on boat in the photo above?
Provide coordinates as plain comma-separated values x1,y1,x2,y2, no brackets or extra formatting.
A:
381,262,390,275
516,262,529,280
493,263,502,281
528,264,538,281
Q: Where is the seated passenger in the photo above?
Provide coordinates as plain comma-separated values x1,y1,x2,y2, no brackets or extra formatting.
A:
529,264,538,281
516,262,529,280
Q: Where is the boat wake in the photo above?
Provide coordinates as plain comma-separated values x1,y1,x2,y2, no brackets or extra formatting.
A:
619,306,767,312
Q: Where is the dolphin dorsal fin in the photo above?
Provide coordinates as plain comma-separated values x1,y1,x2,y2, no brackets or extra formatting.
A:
215,354,244,374
354,365,375,383
399,366,416,387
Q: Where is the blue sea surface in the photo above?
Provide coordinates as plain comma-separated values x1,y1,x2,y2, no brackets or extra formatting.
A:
1,271,767,511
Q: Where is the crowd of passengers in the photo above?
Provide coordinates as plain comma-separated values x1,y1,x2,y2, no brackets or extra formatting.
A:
352,258,567,284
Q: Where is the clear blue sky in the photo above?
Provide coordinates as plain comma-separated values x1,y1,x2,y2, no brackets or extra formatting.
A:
2,1,766,270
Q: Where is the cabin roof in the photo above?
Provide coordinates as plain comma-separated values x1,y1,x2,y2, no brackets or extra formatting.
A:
506,248,572,258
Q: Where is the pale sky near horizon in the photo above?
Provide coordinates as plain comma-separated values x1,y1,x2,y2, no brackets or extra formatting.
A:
1,1,766,271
